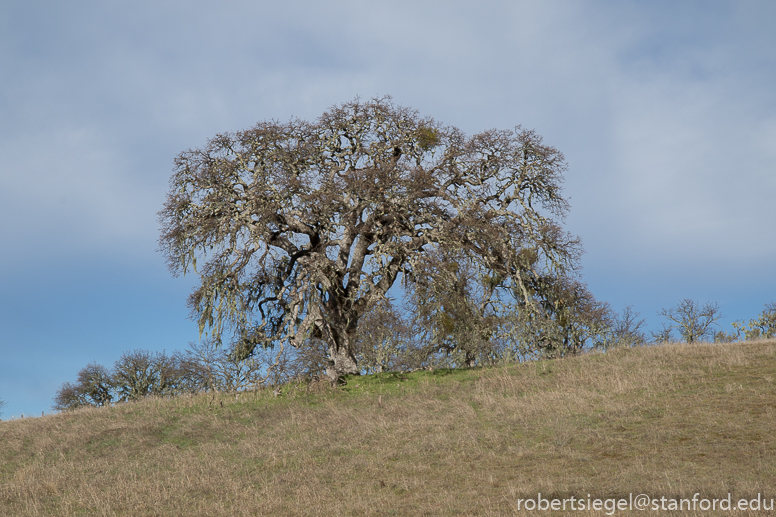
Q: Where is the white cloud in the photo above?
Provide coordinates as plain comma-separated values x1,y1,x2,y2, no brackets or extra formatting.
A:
1,0,774,274
606,45,776,264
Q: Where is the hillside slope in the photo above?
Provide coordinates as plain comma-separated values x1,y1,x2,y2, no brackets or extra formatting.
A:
1,340,775,516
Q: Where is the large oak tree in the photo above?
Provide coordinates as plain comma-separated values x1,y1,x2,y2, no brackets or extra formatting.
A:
159,97,579,382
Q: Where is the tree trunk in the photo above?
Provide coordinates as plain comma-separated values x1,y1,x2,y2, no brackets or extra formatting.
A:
326,345,359,384
325,328,360,385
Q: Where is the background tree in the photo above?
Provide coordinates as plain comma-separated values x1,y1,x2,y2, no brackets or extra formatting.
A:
713,329,738,343
53,362,113,411
658,299,721,343
407,248,504,367
183,339,266,392
171,349,214,394
505,276,612,358
354,296,412,373
609,305,647,348
732,301,776,341
0,396,6,417
53,382,90,411
159,97,580,383
276,338,331,384
650,323,674,344
112,350,182,402
78,362,114,406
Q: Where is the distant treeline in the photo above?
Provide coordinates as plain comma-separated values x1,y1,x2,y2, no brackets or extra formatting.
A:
53,299,775,412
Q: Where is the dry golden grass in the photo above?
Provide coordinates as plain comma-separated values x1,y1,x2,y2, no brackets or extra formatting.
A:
1,340,775,516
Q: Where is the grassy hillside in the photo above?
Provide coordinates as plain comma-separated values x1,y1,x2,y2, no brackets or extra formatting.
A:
1,340,775,516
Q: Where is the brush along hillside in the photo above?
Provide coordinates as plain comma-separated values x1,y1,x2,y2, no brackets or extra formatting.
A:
2,340,775,516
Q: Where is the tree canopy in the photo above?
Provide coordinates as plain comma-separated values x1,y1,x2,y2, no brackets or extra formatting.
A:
159,97,580,382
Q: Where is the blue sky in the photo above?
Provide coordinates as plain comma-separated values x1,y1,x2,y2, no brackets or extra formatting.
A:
1,1,774,419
